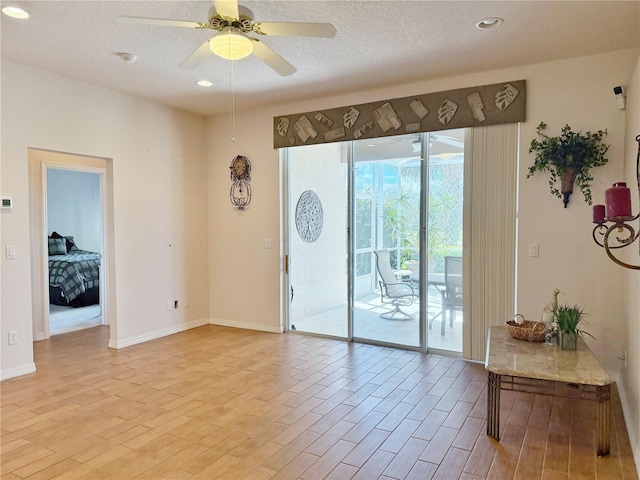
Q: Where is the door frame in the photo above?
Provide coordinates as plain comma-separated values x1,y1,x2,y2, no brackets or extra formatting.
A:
282,136,430,351
28,148,113,341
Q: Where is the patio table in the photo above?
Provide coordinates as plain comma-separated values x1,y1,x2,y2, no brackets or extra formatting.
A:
427,274,446,335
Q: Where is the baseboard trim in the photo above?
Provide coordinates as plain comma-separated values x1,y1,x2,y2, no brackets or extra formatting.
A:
1,362,37,381
615,380,640,475
33,332,47,341
107,318,210,349
208,318,283,334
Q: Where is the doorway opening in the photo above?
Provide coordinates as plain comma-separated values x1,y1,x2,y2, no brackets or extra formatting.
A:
29,148,113,342
352,134,423,348
47,168,103,335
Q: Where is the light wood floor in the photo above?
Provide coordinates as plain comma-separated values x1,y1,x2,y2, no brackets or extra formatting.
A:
1,325,637,479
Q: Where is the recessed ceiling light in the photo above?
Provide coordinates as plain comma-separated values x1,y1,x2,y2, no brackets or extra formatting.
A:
476,17,504,30
116,52,137,63
196,80,213,87
2,6,30,19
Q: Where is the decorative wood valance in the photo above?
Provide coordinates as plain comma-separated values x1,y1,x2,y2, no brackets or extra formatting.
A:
273,80,526,148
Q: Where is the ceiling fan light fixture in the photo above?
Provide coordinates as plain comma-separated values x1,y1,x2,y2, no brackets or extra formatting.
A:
210,30,253,60
2,6,30,19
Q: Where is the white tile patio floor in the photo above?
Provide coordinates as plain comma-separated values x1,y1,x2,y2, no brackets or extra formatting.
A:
290,286,462,352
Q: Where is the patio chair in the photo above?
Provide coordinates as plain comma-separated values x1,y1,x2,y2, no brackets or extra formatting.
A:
374,250,417,320
442,255,463,331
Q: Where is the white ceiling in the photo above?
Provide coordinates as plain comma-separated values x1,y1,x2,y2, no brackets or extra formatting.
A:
2,1,639,117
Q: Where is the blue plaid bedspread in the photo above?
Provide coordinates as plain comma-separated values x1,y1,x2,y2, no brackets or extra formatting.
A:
49,250,101,303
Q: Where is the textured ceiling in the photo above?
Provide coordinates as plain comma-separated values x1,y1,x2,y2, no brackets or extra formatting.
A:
1,1,639,116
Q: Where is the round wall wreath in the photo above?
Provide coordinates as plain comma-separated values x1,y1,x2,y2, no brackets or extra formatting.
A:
295,190,323,243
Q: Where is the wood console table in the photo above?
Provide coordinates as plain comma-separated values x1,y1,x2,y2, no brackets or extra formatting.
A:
485,326,611,456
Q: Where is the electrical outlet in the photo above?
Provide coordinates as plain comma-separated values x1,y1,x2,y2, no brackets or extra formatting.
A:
185,298,190,308
167,300,173,311
174,300,179,309
8,330,17,345
529,244,539,257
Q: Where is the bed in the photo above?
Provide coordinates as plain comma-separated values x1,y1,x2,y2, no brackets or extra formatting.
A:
48,232,100,307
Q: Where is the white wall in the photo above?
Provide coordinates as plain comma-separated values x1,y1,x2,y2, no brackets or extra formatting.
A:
515,52,635,376
47,168,102,253
206,110,283,332
619,53,640,466
1,60,210,379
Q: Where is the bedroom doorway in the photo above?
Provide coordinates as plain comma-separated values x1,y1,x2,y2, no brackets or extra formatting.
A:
28,148,113,342
46,168,103,335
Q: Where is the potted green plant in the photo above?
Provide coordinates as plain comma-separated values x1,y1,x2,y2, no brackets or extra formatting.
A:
527,122,609,208
554,303,595,350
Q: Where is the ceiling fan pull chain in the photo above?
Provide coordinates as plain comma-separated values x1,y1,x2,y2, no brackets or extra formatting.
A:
228,33,236,143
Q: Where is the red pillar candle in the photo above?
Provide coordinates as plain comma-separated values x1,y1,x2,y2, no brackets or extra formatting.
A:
605,182,632,219
592,204,605,224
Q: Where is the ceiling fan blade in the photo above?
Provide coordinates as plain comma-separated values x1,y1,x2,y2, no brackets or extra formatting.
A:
116,16,203,29
180,40,213,69
251,40,296,76
213,0,239,19
256,22,336,38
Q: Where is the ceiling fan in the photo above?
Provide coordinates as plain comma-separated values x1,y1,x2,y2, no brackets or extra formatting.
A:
116,0,336,76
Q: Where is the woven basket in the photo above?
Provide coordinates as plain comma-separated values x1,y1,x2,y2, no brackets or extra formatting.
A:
505,316,546,342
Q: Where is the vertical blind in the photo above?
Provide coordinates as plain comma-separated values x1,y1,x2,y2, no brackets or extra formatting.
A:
463,123,518,361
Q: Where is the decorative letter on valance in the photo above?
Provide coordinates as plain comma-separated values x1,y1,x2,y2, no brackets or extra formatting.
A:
273,80,526,148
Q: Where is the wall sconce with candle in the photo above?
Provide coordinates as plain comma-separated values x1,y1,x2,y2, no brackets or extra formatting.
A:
592,135,640,270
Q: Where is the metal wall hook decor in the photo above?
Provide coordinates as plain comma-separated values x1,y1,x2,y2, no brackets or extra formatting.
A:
591,135,640,270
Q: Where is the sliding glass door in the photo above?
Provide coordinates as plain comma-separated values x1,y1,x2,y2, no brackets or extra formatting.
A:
425,130,464,352
287,142,349,338
351,135,423,347
285,130,465,353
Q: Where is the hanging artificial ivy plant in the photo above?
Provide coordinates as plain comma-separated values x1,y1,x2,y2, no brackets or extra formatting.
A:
527,122,609,207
